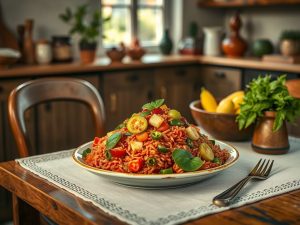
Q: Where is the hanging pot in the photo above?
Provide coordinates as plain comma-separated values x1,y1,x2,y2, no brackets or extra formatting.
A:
252,111,289,154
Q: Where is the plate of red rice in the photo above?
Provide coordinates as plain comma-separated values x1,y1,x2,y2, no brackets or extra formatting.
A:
72,99,239,188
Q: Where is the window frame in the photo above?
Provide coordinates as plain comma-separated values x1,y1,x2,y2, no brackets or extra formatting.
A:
99,0,171,51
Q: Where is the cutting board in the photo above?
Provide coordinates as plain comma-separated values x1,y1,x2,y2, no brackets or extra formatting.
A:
262,54,300,64
0,2,19,50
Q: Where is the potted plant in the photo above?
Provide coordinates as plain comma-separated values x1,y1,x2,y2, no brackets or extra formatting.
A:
59,4,108,64
279,30,300,56
237,75,300,154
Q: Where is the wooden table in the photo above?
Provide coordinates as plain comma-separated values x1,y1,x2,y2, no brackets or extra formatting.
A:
0,161,299,225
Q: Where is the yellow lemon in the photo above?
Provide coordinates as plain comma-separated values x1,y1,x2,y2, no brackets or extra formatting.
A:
216,98,235,114
232,94,244,111
224,90,244,101
235,108,241,114
200,88,217,112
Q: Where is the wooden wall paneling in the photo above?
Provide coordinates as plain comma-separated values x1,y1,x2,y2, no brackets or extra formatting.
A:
154,66,202,122
199,66,242,100
103,70,154,131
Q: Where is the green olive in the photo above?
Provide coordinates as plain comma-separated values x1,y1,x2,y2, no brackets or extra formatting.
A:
199,143,214,161
168,109,181,119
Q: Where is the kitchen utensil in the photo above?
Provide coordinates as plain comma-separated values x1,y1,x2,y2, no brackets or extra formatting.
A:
213,159,274,207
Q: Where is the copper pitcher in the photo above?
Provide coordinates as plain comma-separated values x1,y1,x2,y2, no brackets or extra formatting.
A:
252,111,289,154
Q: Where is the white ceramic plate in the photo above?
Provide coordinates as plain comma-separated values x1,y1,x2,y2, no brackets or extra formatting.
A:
72,140,239,189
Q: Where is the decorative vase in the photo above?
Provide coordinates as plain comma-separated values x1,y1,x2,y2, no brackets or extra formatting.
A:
159,29,173,55
252,39,274,57
280,39,300,56
252,111,289,154
222,13,247,57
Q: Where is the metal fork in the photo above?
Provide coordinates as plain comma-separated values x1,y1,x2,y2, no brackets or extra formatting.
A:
213,159,274,207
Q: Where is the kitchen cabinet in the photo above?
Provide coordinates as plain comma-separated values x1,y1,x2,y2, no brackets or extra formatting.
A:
102,70,154,131
199,65,242,100
154,66,202,122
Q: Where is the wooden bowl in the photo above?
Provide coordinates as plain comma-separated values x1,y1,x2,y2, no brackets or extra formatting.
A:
127,48,145,61
189,100,254,141
106,48,126,63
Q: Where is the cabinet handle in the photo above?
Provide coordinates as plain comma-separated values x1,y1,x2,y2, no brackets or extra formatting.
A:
160,86,167,99
214,72,226,78
110,93,117,113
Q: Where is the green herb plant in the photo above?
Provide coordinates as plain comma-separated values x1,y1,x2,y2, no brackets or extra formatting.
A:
59,4,110,46
237,75,300,132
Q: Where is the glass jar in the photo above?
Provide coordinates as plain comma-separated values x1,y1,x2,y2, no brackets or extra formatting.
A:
35,39,52,65
52,36,73,63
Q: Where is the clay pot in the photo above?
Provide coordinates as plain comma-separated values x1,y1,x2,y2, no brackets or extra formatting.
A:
252,111,289,154
280,39,300,56
79,42,97,64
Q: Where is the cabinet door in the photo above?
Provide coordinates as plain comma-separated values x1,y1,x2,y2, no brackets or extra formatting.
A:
154,66,202,122
102,70,154,131
199,66,242,100
36,76,100,154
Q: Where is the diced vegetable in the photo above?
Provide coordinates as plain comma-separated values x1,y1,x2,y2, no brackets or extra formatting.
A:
149,114,164,128
115,123,125,130
92,137,101,147
130,141,143,151
168,109,181,119
212,157,221,165
104,150,112,160
152,108,164,114
210,140,216,145
151,131,162,140
128,158,144,172
82,148,91,158
136,132,148,142
186,138,194,148
157,121,170,132
172,149,203,172
169,119,185,126
159,168,173,174
199,143,214,161
186,126,200,140
157,145,169,153
146,157,157,166
110,147,126,158
105,132,122,150
126,115,148,134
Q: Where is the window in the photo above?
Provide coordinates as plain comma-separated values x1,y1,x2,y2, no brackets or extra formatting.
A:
101,0,168,48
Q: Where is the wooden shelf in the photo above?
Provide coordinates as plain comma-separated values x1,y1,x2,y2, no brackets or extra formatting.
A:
198,0,300,8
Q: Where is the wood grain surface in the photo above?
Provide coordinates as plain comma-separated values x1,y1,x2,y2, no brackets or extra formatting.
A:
1,55,300,78
0,161,299,225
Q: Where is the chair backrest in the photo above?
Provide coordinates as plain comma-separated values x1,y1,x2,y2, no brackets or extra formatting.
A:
8,77,105,158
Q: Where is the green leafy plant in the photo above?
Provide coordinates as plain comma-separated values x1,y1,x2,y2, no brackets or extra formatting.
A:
280,30,300,41
237,75,300,131
59,4,110,46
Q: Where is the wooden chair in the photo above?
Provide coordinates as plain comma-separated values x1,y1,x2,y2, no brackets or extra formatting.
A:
8,77,106,158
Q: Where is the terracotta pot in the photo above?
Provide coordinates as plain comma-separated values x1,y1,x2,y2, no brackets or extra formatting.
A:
252,111,289,154
79,42,97,64
280,39,300,56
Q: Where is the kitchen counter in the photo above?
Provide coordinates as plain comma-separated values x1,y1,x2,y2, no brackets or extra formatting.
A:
0,54,300,78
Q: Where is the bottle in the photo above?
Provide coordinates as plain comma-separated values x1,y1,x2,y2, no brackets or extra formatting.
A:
159,29,173,55
23,19,35,64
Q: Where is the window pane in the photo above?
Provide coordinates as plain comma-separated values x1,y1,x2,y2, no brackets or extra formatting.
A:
102,7,131,46
102,0,130,5
138,8,163,46
138,0,163,6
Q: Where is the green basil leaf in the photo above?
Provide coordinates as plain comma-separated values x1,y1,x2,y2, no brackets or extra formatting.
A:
140,110,151,117
105,132,122,150
142,99,165,110
172,149,203,172
82,148,91,158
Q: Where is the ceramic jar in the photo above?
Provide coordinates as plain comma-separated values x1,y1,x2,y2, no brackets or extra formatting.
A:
52,36,73,63
252,111,289,154
280,39,300,56
203,27,222,56
35,39,52,65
